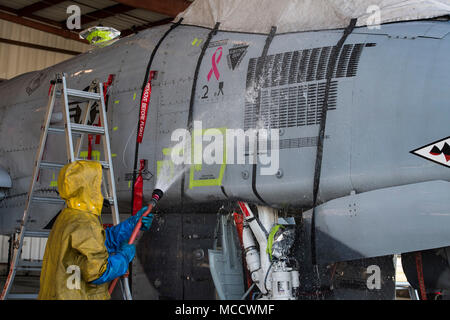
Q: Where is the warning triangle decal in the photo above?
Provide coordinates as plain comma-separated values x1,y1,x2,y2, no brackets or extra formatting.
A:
410,136,450,168
227,45,249,70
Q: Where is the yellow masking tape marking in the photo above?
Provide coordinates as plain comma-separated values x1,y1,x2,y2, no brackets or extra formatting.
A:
162,148,172,156
79,150,100,161
93,151,100,161
128,181,131,189
189,127,227,189
50,172,58,187
163,147,183,157
113,126,118,131
191,38,203,47
114,100,120,104
111,153,117,158
133,92,137,100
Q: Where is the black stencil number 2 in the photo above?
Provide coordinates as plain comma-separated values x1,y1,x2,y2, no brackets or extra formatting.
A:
202,85,208,99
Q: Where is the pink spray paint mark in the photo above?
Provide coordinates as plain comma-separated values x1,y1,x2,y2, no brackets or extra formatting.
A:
207,46,223,81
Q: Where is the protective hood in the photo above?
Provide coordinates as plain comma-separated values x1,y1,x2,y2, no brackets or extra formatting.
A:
175,0,450,34
58,160,103,215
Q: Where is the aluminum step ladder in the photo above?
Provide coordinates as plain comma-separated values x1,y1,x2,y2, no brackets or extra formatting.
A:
0,73,132,300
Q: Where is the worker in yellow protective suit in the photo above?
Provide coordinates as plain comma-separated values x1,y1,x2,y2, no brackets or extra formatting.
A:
38,160,152,300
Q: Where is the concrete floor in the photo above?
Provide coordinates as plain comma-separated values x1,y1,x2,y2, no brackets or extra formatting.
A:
0,256,415,300
0,275,40,299
0,276,414,300
0,275,130,299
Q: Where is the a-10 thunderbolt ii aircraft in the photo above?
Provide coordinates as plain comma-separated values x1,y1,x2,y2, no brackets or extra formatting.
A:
1,0,450,300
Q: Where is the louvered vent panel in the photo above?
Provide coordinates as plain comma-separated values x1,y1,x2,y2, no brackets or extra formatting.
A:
244,42,371,130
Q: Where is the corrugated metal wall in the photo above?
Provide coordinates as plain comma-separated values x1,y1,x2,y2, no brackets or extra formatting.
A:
21,236,48,261
0,235,47,264
0,20,91,80
0,235,9,263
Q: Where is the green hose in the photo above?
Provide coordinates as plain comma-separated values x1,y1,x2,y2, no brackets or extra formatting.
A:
267,224,285,261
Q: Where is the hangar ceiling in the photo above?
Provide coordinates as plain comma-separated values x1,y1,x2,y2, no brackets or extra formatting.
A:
0,0,193,43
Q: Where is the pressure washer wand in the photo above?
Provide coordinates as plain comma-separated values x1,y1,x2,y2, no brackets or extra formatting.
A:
108,189,164,296
128,189,163,244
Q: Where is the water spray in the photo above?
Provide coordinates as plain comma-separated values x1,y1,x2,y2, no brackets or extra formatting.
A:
108,189,164,295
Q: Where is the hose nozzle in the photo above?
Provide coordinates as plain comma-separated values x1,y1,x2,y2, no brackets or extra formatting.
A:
150,189,164,206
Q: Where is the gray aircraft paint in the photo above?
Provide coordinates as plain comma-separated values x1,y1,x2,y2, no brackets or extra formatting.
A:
0,21,449,261
307,180,450,264
0,167,11,188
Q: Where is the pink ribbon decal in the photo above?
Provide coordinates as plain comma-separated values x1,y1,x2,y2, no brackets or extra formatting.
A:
207,46,223,81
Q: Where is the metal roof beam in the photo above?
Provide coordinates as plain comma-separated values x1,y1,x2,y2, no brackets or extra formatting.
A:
17,0,67,16
112,0,190,17
0,11,87,43
0,4,64,28
58,3,136,26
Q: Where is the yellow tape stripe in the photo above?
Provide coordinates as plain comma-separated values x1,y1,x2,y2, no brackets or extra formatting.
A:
189,127,227,189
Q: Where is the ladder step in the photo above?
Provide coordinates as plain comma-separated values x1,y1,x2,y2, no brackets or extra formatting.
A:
23,230,50,238
7,294,38,300
40,161,65,169
32,196,65,204
48,126,65,134
75,159,110,169
17,260,42,268
65,88,101,101
16,267,42,272
48,127,80,136
71,124,105,135
48,125,105,135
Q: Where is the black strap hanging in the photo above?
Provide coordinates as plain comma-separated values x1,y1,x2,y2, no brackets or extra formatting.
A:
310,18,358,265
180,22,221,203
186,22,221,131
130,19,183,213
251,26,277,206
